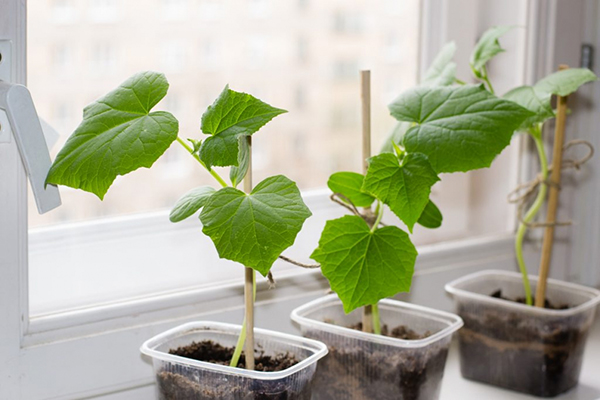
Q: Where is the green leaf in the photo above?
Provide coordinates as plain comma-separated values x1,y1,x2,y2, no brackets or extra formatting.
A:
327,172,375,208
534,68,598,97
199,175,311,276
417,200,443,229
169,186,216,223
311,215,417,313
470,25,513,72
380,121,411,154
198,86,287,168
46,71,178,199
503,86,554,131
230,136,250,188
422,42,457,86
362,153,439,232
389,85,533,173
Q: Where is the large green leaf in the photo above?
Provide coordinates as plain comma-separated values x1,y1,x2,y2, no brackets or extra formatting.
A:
362,153,439,232
311,215,417,313
199,86,286,168
169,186,216,223
534,68,598,97
200,175,311,276
422,41,457,87
470,25,513,73
389,85,533,173
417,200,443,229
327,172,375,208
503,86,554,131
46,71,178,199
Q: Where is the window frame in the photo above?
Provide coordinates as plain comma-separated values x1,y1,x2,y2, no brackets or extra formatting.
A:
0,0,590,398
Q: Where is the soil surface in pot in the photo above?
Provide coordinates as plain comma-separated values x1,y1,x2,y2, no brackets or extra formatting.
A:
490,289,570,310
458,291,587,397
156,340,309,400
310,322,447,400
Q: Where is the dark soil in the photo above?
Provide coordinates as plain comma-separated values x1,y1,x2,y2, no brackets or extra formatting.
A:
348,322,432,340
456,291,590,397
308,322,448,400
490,289,570,310
157,340,311,400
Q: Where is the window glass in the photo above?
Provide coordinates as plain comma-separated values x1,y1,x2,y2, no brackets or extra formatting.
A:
27,0,515,316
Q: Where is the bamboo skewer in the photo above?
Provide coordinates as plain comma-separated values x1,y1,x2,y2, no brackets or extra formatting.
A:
244,135,256,369
360,70,374,333
535,64,570,308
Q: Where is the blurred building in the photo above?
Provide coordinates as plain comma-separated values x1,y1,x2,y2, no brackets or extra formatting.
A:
27,0,420,226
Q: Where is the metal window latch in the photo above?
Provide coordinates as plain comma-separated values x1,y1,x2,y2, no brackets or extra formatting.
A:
0,41,61,214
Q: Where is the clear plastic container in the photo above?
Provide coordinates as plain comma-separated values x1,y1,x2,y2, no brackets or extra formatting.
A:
445,270,600,397
290,294,463,400
140,321,328,400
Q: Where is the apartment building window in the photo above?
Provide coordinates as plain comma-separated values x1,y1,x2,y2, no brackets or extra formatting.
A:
88,0,119,24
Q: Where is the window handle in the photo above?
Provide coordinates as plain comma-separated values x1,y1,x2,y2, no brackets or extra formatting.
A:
0,81,61,214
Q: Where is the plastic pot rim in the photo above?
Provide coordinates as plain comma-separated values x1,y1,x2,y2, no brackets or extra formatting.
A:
445,269,600,316
290,294,463,348
140,321,328,381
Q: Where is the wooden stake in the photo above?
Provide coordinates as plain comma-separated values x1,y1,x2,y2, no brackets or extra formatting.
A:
535,65,570,308
243,135,255,369
360,70,374,333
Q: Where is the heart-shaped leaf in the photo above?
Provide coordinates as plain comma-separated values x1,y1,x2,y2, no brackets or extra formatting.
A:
327,172,375,208
503,86,554,132
46,71,179,199
362,153,439,232
311,215,417,313
200,175,311,276
417,200,443,229
534,68,598,97
169,186,216,222
470,25,513,73
199,86,286,169
389,85,533,173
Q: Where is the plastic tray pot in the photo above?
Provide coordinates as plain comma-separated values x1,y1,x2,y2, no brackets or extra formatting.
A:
290,294,463,400
445,270,600,397
140,321,328,400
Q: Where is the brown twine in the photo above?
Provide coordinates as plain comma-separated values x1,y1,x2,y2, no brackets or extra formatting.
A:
508,139,594,228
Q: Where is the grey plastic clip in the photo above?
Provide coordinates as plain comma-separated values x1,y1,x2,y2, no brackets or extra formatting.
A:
0,81,61,214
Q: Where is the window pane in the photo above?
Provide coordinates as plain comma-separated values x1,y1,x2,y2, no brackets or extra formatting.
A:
27,0,515,315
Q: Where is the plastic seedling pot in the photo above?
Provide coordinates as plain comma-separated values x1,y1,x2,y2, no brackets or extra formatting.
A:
445,270,600,397
290,294,463,400
140,321,328,400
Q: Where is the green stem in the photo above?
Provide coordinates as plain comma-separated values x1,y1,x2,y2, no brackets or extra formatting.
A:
481,66,495,95
230,270,256,367
371,201,384,233
372,303,381,335
454,78,467,85
176,136,228,188
515,127,548,306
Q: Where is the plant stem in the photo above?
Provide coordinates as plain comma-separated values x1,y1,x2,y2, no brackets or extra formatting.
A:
230,270,257,367
370,201,384,234
515,128,548,305
372,303,381,335
481,66,495,95
175,136,228,188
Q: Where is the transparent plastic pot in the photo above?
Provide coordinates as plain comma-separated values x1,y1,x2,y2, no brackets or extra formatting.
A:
446,270,600,397
290,294,463,400
140,321,328,400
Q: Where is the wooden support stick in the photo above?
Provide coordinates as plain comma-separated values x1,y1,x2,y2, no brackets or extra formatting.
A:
535,64,570,308
360,70,374,333
243,135,255,369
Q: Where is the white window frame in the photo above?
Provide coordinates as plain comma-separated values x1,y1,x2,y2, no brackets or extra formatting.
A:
1,0,593,398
